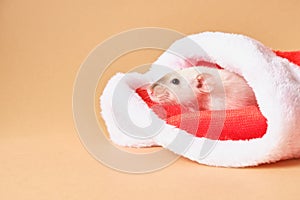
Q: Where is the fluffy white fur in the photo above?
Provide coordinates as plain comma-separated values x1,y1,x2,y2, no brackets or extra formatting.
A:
100,32,300,167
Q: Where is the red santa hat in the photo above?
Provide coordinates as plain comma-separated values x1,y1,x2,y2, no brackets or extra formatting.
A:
100,32,300,167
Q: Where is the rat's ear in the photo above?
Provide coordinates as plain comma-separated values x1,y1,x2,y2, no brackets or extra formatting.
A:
196,73,215,93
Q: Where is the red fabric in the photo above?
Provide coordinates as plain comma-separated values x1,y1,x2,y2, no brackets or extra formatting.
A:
275,51,300,66
136,51,300,141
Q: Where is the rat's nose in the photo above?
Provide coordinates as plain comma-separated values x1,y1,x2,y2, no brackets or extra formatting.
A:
148,83,164,96
150,83,159,90
147,83,156,96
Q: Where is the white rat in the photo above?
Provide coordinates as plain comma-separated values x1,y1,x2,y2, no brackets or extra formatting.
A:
147,66,257,111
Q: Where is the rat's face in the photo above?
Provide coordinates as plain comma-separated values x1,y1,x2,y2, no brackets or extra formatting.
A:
147,68,215,105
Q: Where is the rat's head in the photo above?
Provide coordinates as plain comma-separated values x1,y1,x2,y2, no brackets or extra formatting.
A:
147,68,216,105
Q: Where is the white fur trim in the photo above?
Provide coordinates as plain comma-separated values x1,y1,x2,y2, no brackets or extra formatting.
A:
100,32,300,167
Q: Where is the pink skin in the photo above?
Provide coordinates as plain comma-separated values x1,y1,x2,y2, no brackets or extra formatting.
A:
148,67,257,111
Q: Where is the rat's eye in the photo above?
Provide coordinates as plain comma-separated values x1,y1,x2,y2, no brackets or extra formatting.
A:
171,78,180,85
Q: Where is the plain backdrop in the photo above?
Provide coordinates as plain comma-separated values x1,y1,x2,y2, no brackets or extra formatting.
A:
1,0,300,199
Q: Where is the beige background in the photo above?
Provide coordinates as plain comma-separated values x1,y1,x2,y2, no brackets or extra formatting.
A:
1,0,300,199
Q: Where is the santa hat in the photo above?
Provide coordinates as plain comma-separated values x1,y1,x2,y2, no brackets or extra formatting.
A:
100,32,300,167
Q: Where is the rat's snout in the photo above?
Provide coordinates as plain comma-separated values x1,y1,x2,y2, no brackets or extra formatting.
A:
147,83,177,104
149,83,159,91
147,83,170,103
148,83,164,96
